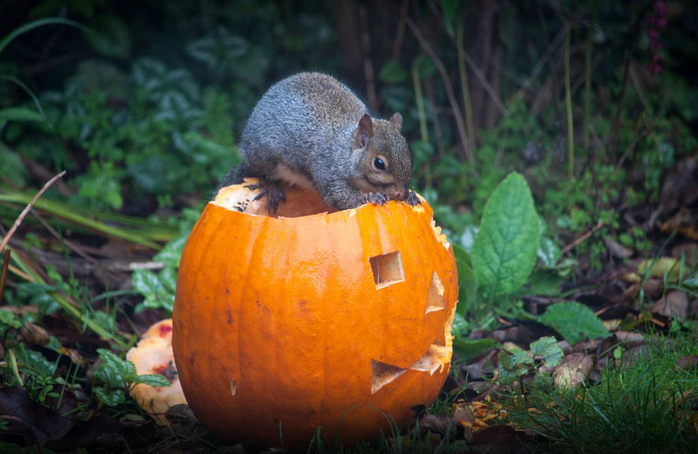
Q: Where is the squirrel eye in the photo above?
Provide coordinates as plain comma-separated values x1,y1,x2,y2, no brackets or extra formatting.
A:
374,157,386,170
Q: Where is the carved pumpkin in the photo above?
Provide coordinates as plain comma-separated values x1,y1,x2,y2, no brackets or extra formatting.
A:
172,180,458,448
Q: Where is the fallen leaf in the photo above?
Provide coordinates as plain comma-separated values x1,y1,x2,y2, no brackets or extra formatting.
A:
651,291,688,319
469,425,530,454
672,243,698,267
604,238,634,258
637,258,685,282
0,386,73,445
552,353,593,388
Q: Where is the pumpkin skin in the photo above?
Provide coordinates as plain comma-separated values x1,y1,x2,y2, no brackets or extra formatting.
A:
172,180,458,448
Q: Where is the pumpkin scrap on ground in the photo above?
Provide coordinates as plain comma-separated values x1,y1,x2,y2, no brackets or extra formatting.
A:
127,319,187,425
172,179,459,448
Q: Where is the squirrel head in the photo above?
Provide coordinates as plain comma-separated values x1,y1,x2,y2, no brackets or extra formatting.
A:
352,113,412,201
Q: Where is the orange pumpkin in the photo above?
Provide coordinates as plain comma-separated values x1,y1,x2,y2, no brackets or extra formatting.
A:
172,180,458,448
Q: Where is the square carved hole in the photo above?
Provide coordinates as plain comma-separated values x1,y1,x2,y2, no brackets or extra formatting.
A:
370,251,405,289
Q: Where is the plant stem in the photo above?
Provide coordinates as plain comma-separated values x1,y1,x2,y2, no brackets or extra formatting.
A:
0,249,9,305
583,0,599,155
565,23,574,180
412,57,429,143
457,22,476,149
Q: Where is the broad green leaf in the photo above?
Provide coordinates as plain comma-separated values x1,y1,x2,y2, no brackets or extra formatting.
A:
472,173,539,297
94,387,124,407
0,107,44,123
15,348,56,377
134,374,171,387
538,302,609,344
455,256,477,317
530,336,563,367
526,271,563,296
498,348,532,384
132,269,163,297
453,338,497,360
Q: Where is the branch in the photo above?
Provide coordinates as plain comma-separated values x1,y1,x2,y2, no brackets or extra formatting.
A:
0,170,66,252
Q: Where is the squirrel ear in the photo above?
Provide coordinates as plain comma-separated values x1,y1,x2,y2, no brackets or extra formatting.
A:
390,112,403,131
356,114,373,149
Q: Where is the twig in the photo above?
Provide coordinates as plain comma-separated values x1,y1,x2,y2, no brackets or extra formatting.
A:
514,25,567,105
30,208,97,264
0,171,66,252
406,18,475,167
391,0,410,60
457,22,477,147
0,249,9,305
558,221,605,261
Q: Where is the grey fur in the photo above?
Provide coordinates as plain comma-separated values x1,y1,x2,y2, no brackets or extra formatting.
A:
218,72,412,210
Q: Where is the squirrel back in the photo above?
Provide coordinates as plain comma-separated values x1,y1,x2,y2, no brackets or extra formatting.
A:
224,72,413,210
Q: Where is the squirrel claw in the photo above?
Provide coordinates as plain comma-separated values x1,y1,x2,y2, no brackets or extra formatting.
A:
364,192,389,206
247,181,286,214
406,190,422,207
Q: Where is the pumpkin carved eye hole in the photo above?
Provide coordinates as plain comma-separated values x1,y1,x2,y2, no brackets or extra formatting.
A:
425,272,445,314
369,251,404,289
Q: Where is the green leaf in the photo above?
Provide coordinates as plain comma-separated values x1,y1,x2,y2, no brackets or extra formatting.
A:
94,386,124,407
440,0,462,37
132,269,163,297
530,336,563,367
526,271,563,296
15,348,56,377
84,15,130,58
0,107,44,123
472,173,540,297
95,349,136,386
455,256,478,317
378,61,409,84
453,338,498,360
498,348,533,384
134,374,171,387
538,302,610,344
683,273,698,288
538,235,561,268
0,18,88,55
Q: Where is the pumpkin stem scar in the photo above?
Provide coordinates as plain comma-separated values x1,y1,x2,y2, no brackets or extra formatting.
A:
369,251,405,289
425,271,445,314
230,378,237,396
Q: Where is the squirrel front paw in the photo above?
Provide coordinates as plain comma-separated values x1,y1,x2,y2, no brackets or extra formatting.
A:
406,190,422,207
363,192,389,206
246,179,286,214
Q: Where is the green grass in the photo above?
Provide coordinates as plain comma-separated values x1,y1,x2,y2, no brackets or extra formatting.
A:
503,330,698,454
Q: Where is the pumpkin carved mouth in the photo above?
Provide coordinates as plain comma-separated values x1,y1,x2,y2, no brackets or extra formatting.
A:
370,269,451,394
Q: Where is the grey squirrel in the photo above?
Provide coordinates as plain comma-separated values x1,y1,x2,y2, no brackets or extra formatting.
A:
219,72,419,212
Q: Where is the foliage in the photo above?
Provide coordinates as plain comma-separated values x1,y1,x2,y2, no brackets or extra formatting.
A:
498,336,563,397
471,172,539,298
93,348,170,407
506,333,698,453
536,302,610,344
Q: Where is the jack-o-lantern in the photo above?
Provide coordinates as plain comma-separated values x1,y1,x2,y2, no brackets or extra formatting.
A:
172,180,458,448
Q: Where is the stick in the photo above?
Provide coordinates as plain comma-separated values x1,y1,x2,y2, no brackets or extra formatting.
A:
558,221,605,261
406,18,475,167
0,170,66,252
